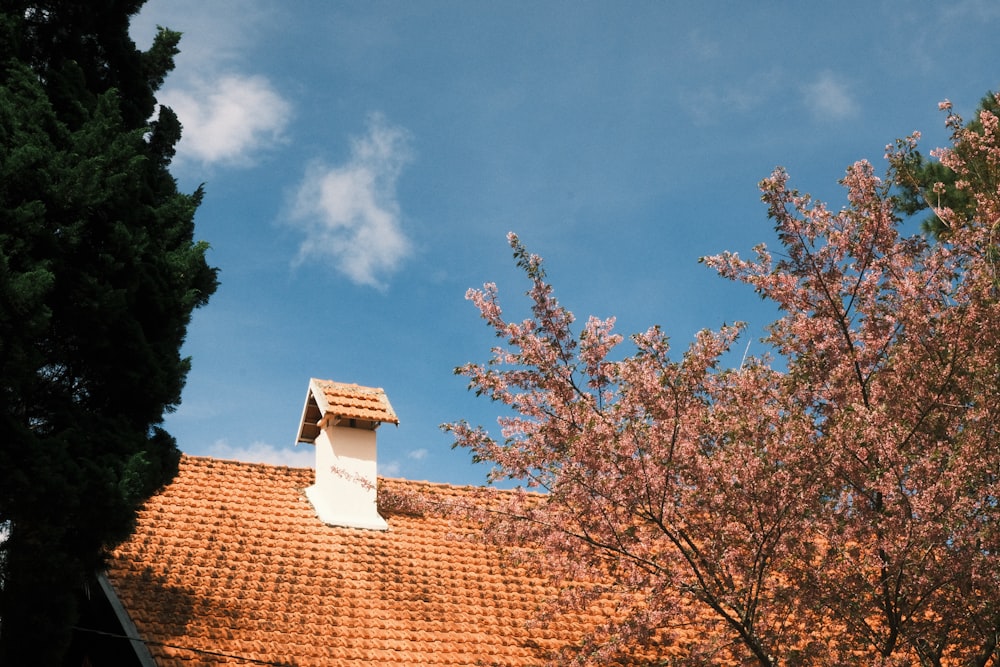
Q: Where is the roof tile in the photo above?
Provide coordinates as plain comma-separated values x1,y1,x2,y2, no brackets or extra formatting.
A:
312,378,398,425
107,456,650,665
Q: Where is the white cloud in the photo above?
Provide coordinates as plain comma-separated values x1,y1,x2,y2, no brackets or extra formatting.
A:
204,439,415,479
131,0,268,67
802,72,858,121
380,460,402,477
204,439,315,468
942,0,1000,21
163,75,291,167
288,113,414,289
682,67,783,125
131,0,292,168
686,28,722,61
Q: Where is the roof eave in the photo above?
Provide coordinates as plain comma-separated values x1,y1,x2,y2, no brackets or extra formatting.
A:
96,572,159,667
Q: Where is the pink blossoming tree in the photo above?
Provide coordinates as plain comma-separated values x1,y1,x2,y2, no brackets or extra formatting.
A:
446,97,1000,666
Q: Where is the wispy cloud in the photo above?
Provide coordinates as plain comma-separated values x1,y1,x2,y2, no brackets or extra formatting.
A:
288,113,414,289
686,28,722,61
682,67,783,125
802,71,858,121
204,439,423,479
164,75,291,166
941,0,1000,21
380,460,402,477
205,439,315,468
131,0,292,168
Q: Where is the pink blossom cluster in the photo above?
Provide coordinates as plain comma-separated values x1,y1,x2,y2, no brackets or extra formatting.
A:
440,98,1000,665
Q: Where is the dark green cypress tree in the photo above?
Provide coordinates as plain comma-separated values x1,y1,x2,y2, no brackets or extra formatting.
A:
0,2,218,663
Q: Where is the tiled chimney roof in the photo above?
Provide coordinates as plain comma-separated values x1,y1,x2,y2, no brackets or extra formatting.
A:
296,379,397,444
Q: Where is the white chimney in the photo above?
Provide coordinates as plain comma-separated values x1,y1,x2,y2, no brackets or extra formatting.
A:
295,378,398,531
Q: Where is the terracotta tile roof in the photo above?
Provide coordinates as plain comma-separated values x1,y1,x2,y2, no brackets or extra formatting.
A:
296,379,398,445
103,455,981,665
104,456,634,666
314,379,398,425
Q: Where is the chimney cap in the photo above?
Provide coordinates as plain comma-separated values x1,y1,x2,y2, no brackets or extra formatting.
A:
296,378,399,444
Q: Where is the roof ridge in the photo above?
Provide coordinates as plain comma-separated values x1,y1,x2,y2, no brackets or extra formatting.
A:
106,451,646,666
177,454,502,494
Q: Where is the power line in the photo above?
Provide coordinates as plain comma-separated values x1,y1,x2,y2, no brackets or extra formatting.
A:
72,626,298,667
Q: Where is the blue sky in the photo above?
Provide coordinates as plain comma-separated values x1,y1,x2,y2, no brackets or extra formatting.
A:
130,1,1000,486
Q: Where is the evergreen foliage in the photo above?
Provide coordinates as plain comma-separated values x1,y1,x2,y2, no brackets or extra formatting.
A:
895,90,1000,238
0,2,217,663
